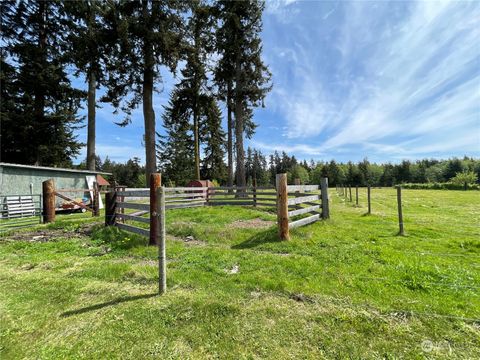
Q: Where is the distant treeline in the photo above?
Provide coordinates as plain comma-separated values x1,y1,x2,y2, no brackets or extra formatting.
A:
245,150,480,187
82,153,479,189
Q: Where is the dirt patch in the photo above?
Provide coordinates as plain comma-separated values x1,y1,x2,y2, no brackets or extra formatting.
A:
2,222,98,242
229,218,274,229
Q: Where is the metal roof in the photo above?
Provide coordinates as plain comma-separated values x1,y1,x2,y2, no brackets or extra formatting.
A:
0,162,112,175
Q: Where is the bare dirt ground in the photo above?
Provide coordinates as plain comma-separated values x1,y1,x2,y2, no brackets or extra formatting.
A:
2,222,98,242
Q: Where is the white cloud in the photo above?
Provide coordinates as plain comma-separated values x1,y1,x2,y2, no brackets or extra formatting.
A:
268,0,480,159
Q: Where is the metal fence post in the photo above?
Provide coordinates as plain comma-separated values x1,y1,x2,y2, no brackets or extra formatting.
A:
157,186,167,294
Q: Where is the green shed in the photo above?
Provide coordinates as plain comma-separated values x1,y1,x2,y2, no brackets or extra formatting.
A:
0,162,111,208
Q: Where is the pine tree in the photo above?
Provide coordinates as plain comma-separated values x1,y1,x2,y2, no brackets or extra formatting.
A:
102,0,185,186
215,0,271,191
1,0,84,166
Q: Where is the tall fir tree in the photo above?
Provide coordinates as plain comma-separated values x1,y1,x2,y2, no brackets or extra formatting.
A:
165,0,216,180
101,0,185,186
158,1,226,183
1,0,84,166
65,1,112,171
156,91,195,186
215,0,271,190
201,98,227,182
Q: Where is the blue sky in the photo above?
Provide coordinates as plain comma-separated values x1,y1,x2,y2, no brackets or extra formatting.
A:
73,0,480,164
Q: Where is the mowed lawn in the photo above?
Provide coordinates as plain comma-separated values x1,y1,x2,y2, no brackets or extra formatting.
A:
0,189,479,359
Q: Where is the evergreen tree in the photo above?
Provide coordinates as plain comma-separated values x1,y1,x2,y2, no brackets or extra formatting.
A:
156,92,195,186
65,1,112,171
201,98,227,182
102,0,185,186
163,0,217,180
1,0,84,166
215,0,271,190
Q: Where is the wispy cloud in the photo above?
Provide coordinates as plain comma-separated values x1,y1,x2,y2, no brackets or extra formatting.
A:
262,0,480,160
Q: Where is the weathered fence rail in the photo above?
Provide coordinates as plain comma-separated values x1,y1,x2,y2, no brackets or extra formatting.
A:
41,179,101,223
105,173,331,294
276,174,330,240
206,186,276,207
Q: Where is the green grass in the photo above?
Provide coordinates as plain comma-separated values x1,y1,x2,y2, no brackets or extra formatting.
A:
0,188,479,359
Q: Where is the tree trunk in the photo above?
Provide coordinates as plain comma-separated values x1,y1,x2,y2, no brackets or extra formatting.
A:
86,70,96,171
193,21,201,181
234,57,246,193
227,81,234,189
34,1,47,165
143,43,156,187
193,72,200,180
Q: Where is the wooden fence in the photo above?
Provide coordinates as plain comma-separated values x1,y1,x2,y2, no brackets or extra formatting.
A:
104,173,330,294
276,173,329,240
42,178,101,223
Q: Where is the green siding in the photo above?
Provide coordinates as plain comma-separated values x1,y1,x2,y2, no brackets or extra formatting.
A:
0,166,98,206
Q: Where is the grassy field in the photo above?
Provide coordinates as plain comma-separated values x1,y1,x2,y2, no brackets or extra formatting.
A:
0,188,479,359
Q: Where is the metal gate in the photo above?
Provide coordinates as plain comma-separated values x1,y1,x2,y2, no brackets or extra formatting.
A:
0,194,42,232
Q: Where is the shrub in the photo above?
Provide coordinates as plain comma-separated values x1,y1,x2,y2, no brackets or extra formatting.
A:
450,171,478,185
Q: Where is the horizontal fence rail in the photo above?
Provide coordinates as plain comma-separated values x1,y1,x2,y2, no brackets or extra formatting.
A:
207,186,276,207
107,175,330,244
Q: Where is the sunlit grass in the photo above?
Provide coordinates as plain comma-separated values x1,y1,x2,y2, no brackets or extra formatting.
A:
0,188,478,359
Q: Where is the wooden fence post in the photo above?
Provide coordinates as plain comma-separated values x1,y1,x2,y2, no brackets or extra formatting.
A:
157,186,167,294
355,185,359,206
253,178,257,207
367,185,371,214
42,179,55,223
320,177,330,219
397,186,404,236
149,173,162,246
105,190,117,226
92,181,100,217
349,185,352,202
276,173,289,240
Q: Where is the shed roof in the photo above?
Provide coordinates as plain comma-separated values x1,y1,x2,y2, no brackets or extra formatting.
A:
96,174,110,186
0,162,111,175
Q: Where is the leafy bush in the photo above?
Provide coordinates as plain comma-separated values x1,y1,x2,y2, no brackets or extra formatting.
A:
450,170,478,185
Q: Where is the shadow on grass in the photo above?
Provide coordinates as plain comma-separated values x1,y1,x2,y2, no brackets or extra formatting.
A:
61,293,157,317
90,226,148,250
231,228,281,250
